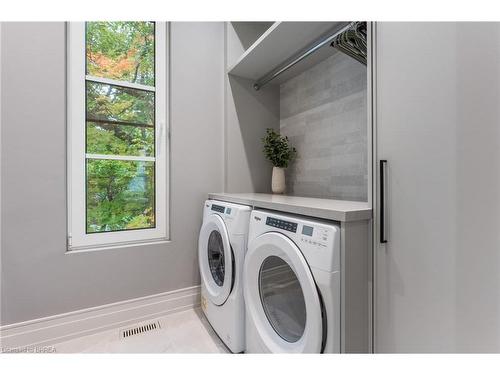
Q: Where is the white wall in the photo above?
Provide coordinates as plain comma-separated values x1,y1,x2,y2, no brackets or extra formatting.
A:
0,22,225,325
454,22,500,352
225,23,280,193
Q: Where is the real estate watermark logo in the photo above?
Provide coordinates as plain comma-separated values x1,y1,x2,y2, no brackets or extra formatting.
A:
1,345,56,353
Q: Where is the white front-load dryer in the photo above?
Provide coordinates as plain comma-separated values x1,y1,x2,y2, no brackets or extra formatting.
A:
198,199,251,353
243,209,341,353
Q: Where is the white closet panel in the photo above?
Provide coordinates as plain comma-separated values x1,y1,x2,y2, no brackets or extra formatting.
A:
374,22,500,352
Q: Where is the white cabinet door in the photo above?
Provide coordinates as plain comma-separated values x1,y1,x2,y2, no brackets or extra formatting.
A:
374,22,500,352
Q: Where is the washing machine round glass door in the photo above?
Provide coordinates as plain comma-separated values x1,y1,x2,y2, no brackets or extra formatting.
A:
198,214,233,306
244,232,324,353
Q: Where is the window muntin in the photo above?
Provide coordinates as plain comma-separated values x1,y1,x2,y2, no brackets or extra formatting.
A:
68,22,168,250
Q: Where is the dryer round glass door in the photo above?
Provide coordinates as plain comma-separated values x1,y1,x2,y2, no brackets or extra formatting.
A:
244,232,324,353
259,255,307,343
198,214,233,306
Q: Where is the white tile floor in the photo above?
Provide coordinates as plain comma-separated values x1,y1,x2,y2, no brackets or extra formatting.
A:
54,308,230,353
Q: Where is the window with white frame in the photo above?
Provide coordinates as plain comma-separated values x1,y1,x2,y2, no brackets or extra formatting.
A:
67,22,168,250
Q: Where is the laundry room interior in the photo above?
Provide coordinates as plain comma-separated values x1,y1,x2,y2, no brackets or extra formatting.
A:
1,16,500,357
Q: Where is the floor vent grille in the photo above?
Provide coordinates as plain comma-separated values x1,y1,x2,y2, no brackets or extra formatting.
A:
120,321,162,339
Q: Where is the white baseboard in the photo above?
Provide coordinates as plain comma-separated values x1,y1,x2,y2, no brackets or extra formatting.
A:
0,285,200,350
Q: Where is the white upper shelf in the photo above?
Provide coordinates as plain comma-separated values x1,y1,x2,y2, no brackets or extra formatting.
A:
227,22,347,83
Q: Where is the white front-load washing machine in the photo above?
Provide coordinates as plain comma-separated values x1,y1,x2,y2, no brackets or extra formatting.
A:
243,209,341,353
198,199,251,353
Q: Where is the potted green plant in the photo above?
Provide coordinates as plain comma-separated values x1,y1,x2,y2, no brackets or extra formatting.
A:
262,128,297,194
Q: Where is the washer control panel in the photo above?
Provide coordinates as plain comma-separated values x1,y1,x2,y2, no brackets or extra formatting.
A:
211,204,226,213
211,203,233,217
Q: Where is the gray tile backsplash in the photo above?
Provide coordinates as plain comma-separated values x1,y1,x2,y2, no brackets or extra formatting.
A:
280,51,367,201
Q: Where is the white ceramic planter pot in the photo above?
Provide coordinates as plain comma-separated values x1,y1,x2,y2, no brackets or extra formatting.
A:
272,167,286,194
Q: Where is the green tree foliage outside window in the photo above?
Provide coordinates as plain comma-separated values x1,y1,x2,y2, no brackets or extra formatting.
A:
86,22,155,86
86,81,155,157
86,160,155,233
85,22,156,234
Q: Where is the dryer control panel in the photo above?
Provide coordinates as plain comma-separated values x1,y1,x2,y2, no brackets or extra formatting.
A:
266,217,297,232
300,225,331,249
250,209,340,272
264,216,332,249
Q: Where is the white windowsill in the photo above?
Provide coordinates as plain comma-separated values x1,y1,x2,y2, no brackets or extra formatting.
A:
66,238,171,254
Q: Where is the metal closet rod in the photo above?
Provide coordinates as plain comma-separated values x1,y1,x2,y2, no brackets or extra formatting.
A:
253,21,356,91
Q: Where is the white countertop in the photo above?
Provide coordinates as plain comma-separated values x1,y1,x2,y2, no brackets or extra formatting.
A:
208,193,372,222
